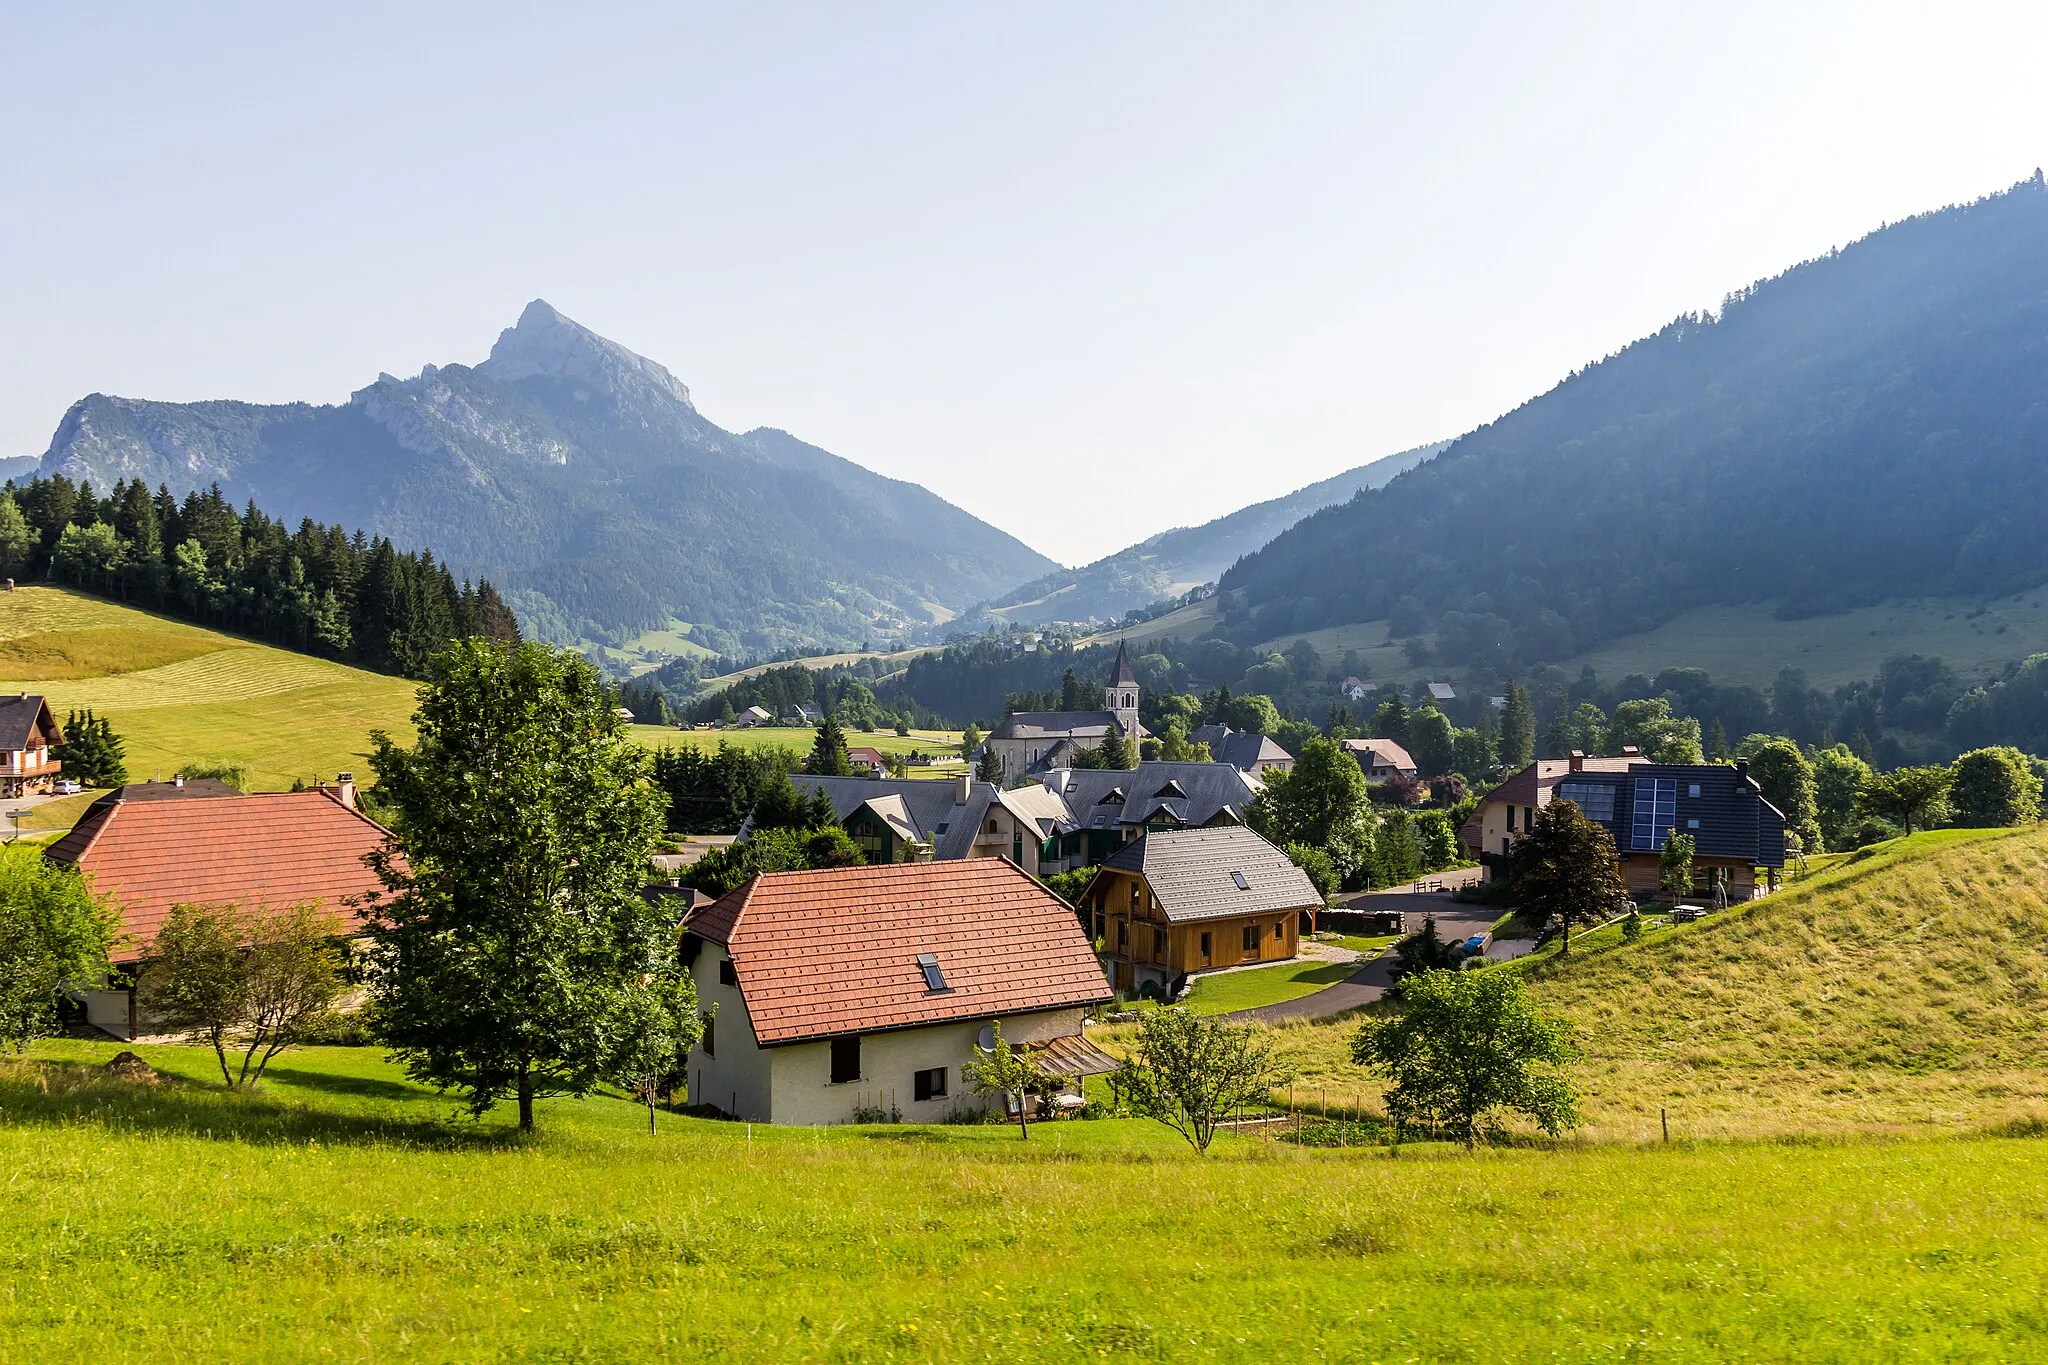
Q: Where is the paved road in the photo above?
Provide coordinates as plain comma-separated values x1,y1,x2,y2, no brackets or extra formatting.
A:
1223,898,1500,1025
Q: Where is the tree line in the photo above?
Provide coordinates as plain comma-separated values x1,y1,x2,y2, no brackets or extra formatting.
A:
1,473,519,677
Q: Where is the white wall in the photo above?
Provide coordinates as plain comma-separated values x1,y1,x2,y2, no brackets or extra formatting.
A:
762,1006,1085,1126
684,945,774,1121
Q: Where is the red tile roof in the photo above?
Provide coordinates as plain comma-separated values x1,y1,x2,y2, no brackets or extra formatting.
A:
46,789,393,960
1480,756,1639,808
687,858,1111,1046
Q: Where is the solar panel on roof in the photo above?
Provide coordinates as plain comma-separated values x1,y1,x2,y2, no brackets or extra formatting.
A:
1630,778,1677,851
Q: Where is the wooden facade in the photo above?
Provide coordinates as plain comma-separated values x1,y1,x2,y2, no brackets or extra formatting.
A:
1085,866,1301,997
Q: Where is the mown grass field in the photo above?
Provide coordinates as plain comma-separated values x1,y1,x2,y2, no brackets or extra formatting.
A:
0,587,419,792
1262,826,2048,1140
629,725,963,760
7,1038,2048,1362
1177,956,1358,1015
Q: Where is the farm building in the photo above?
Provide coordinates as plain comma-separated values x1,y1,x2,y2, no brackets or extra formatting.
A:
679,859,1112,1125
1081,825,1322,999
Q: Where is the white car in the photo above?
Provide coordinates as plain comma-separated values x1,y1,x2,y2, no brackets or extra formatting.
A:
53,779,83,795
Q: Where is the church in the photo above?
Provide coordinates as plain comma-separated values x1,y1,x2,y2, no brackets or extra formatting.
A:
981,641,1150,785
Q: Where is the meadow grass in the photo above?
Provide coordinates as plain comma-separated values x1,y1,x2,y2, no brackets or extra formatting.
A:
6,1038,2048,1362
1260,827,2048,1140
632,725,964,759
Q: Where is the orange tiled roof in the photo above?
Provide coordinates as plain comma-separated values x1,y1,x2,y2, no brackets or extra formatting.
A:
46,789,393,960
688,859,1111,1046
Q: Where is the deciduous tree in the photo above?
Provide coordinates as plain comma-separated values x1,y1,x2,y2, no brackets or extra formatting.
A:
141,901,347,1087
1854,765,1953,836
1747,739,1821,852
1110,1008,1282,1154
0,846,117,1050
364,641,701,1131
1948,746,2042,827
1508,798,1631,955
1352,969,1579,1146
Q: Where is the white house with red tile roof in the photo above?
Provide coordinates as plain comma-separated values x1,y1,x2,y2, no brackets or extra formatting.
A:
44,775,394,1039
680,859,1112,1125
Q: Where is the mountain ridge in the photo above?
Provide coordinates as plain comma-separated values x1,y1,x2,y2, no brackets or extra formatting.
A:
35,302,1059,653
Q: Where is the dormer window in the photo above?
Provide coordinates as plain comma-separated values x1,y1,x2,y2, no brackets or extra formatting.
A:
1157,779,1187,799
1100,787,1125,805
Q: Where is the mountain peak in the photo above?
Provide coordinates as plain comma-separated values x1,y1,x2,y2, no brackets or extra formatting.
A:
478,299,694,409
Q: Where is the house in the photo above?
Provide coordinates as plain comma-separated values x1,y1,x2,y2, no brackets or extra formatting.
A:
678,859,1113,1123
1080,825,1320,998
784,760,1263,878
784,703,824,726
845,746,890,776
1188,724,1293,777
981,641,1150,785
1459,750,1787,899
1340,676,1369,701
44,774,392,1039
1342,737,1418,782
0,694,62,799
730,705,774,728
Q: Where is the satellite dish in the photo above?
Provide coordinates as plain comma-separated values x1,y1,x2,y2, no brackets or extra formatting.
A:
976,1024,996,1054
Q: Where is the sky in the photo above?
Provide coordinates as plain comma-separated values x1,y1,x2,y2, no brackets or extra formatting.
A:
4,2,2047,568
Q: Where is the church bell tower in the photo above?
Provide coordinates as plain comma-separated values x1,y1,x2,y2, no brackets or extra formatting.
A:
1108,639,1140,743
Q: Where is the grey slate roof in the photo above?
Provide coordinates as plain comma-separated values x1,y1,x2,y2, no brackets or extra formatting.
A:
990,710,1124,742
1539,761,1788,868
1042,761,1258,832
788,775,997,861
1202,728,1291,772
0,694,57,751
1099,825,1322,923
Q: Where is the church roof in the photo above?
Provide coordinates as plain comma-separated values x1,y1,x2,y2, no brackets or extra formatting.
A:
1111,639,1138,688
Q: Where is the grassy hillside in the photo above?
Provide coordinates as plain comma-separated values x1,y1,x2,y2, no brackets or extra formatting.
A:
1267,827,2048,1138
0,588,417,793
6,1039,2046,1360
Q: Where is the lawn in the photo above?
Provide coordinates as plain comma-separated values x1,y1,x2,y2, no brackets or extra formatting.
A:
631,725,964,762
1177,957,1359,1015
5,1039,2047,1361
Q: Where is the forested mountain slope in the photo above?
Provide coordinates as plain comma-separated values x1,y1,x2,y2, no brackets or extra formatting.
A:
36,302,1057,652
969,440,1448,627
1220,176,2048,670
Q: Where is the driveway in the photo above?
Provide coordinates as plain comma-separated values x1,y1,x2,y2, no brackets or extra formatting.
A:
1223,898,1502,1025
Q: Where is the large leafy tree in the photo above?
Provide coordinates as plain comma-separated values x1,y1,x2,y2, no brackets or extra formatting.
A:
1746,738,1821,852
1812,744,1872,849
364,641,700,1131
1948,747,2042,827
1351,969,1579,1146
1854,765,1953,836
1508,798,1631,954
1110,1008,1282,1155
1248,737,1374,881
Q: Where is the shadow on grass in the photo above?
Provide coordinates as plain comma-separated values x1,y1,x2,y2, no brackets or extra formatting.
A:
260,1064,423,1103
0,1061,513,1151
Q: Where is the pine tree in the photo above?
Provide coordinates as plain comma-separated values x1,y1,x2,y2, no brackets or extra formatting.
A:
805,715,856,776
1499,680,1535,770
1097,723,1136,770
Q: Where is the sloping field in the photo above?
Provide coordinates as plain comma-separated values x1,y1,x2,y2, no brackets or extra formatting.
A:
0,588,418,792
1268,827,2048,1138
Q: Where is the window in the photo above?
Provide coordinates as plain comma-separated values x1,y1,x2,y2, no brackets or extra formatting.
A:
1230,870,1250,891
1554,782,1616,822
1688,783,1702,798
718,958,738,987
1631,778,1678,851
1117,921,1129,950
1687,818,1700,830
701,1012,715,1058
830,1035,861,1084
1154,926,1168,962
1242,923,1261,951
1504,803,1515,829
1200,931,1212,959
916,952,949,992
914,1066,947,1101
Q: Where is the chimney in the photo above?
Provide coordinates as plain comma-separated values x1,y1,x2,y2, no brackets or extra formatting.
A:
956,772,973,805
334,771,357,810
912,840,936,863
1619,745,1641,757
172,773,185,788
1568,749,1585,773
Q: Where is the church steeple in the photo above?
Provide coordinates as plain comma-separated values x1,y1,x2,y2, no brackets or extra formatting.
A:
1107,639,1140,742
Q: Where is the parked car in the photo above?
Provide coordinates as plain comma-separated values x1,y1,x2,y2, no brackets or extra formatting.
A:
53,779,83,795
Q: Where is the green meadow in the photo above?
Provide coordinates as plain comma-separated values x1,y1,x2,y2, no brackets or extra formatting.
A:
6,1038,2047,1362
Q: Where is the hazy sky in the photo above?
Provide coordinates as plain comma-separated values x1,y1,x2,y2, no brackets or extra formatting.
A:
4,3,2046,566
